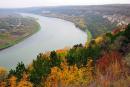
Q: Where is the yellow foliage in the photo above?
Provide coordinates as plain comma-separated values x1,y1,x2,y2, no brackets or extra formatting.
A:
95,36,104,44
0,67,7,81
0,67,7,76
45,59,94,87
7,73,33,87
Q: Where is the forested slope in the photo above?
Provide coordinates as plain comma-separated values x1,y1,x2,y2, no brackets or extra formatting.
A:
1,24,130,87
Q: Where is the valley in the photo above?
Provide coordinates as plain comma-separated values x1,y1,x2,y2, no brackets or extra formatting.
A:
0,4,130,87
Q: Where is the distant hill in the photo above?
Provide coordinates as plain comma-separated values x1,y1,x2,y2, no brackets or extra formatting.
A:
26,4,130,37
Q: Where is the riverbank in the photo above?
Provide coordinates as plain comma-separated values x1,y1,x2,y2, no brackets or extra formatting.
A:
40,12,117,38
85,29,92,42
0,21,41,50
39,13,92,43
21,13,91,47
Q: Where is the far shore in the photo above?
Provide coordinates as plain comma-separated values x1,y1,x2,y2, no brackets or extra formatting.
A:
0,23,41,51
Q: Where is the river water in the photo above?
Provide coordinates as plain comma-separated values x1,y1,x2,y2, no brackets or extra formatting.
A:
0,13,87,69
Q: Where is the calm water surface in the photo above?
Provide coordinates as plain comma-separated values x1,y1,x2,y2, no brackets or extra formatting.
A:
0,13,87,69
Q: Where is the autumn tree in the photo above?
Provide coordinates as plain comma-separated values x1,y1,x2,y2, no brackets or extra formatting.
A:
0,81,6,87
17,73,33,87
96,51,122,73
45,59,94,87
95,51,130,87
0,67,7,81
8,76,17,87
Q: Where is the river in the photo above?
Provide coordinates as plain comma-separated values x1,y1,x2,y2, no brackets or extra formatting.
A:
0,13,87,69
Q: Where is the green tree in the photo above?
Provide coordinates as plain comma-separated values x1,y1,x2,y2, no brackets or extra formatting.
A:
9,62,26,81
124,24,130,40
29,54,51,86
50,51,61,67
67,43,101,67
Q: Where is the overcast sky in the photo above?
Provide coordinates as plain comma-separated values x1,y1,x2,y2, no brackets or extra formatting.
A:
0,0,130,8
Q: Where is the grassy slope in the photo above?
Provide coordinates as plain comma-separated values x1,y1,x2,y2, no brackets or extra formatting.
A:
85,29,92,42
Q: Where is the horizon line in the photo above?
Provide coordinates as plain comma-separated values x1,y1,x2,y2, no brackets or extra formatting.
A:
0,3,130,9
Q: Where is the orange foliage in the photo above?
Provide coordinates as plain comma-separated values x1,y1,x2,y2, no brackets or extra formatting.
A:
0,67,7,87
56,48,68,58
17,73,33,87
0,81,6,87
56,49,67,54
8,76,17,87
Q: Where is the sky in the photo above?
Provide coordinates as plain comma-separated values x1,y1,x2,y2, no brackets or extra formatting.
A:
0,0,130,8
